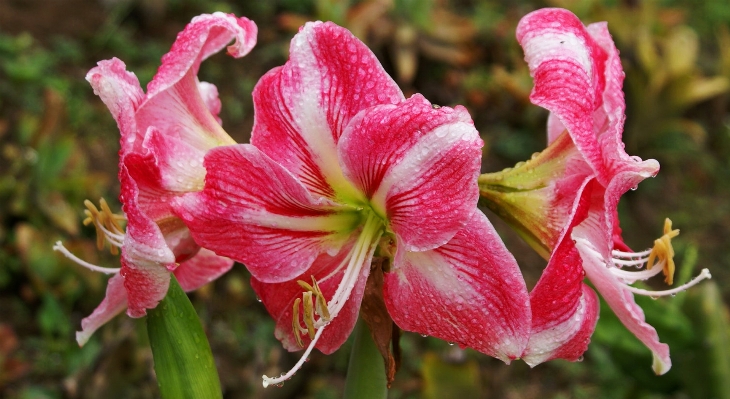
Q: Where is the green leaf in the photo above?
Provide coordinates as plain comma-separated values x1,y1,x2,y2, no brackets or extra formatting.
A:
147,275,222,399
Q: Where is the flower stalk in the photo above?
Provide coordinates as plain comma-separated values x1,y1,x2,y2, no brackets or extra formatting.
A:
343,318,388,399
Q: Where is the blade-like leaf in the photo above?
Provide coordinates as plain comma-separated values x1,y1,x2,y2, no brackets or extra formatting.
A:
147,275,222,399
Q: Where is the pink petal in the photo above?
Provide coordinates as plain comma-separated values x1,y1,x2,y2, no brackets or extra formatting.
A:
173,144,358,283
251,21,404,200
119,163,176,317
85,58,145,153
174,248,234,292
340,94,483,252
250,239,370,354
576,173,671,373
383,211,531,362
146,13,257,99
76,274,128,346
132,13,256,185
139,126,208,193
575,236,671,374
522,178,599,364
517,8,610,182
198,81,223,124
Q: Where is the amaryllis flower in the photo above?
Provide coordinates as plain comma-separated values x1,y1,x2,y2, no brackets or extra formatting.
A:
53,13,257,345
174,21,531,386
478,8,710,374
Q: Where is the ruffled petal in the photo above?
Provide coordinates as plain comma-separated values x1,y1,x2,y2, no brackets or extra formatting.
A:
522,177,598,364
523,284,598,365
134,13,257,176
339,94,482,252
173,144,359,283
250,239,370,354
174,248,235,292
384,211,531,362
76,274,128,346
575,236,671,374
85,58,145,153
576,171,671,374
119,163,176,317
251,21,404,200
516,8,610,182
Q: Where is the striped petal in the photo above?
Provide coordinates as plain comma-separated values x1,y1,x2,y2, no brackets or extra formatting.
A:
174,248,235,292
384,211,531,362
173,144,360,283
118,163,176,317
340,94,483,252
250,238,370,354
522,178,599,364
251,21,404,201
76,274,128,346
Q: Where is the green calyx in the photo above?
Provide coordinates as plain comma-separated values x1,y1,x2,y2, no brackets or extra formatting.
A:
478,131,579,260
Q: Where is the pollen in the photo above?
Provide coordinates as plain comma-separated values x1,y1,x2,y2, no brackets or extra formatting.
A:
83,198,126,255
646,218,680,285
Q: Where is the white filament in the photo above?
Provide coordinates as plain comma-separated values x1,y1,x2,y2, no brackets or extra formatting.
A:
53,241,121,274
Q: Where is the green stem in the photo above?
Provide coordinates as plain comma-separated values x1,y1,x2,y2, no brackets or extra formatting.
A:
343,317,388,399
147,275,222,399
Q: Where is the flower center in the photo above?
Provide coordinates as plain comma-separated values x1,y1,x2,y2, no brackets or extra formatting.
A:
607,218,710,297
262,210,384,388
53,198,125,274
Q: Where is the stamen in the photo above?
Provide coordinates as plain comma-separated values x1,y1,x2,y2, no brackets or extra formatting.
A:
53,241,121,274
612,248,653,259
302,291,316,339
273,211,384,388
84,198,126,255
645,218,679,285
610,260,665,282
604,218,710,298
623,269,712,297
293,298,311,348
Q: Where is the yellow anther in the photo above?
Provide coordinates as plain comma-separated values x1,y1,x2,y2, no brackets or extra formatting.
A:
83,198,126,255
646,218,680,285
302,291,316,340
292,298,304,348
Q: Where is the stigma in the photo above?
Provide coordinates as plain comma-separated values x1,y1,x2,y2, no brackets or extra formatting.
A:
53,198,125,274
607,218,710,297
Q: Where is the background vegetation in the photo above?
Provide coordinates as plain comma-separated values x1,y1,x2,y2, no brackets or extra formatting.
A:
1,0,729,398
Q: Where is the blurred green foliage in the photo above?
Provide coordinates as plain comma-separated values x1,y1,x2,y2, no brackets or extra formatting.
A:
0,0,728,398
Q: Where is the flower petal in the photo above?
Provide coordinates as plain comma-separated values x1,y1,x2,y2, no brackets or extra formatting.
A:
250,239,370,354
575,236,671,374
174,248,235,292
86,58,145,154
522,177,599,364
517,8,610,182
251,21,404,200
173,144,359,283
339,94,482,252
119,163,176,317
383,211,531,362
574,174,671,374
76,274,128,346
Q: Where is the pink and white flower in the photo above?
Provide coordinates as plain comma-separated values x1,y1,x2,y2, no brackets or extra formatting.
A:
480,8,710,374
53,12,257,345
174,21,531,386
